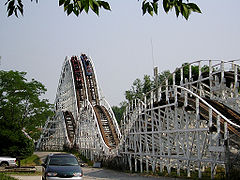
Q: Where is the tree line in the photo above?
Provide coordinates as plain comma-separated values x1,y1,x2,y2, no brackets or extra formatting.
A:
112,63,210,124
0,70,53,160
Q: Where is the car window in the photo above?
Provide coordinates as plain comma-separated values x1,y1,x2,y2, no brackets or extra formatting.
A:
49,156,79,166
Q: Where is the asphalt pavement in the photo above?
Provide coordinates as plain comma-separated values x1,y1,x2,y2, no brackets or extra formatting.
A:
10,152,179,180
11,166,178,180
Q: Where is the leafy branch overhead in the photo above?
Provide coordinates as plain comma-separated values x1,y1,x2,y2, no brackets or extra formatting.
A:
142,0,201,20
59,0,111,16
5,0,201,19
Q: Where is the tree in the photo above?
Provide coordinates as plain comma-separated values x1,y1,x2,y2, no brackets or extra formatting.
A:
158,70,171,84
0,128,34,164
125,75,154,102
173,63,210,85
0,70,53,158
143,74,154,93
5,0,201,20
117,63,211,125
112,102,127,125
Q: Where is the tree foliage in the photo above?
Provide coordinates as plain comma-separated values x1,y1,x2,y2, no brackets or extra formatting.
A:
142,0,201,20
174,63,210,84
125,75,154,102
113,63,209,125
112,102,127,125
0,128,34,159
156,70,171,86
0,70,53,158
124,63,209,103
5,0,201,19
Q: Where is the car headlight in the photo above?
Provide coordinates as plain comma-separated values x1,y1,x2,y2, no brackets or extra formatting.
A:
73,172,83,177
47,172,58,177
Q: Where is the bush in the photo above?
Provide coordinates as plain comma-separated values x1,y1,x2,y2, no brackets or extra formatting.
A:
20,154,41,166
0,129,34,159
0,174,17,180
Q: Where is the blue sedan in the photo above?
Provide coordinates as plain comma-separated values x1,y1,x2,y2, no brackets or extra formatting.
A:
42,153,83,180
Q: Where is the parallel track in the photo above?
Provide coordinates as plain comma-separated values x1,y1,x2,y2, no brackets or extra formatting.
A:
64,55,120,149
37,59,240,179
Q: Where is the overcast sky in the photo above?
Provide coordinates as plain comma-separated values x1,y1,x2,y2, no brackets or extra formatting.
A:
1,1,240,106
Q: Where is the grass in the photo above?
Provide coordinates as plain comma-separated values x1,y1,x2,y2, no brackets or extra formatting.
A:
125,166,229,180
3,171,42,176
20,154,41,166
0,154,42,177
0,173,17,180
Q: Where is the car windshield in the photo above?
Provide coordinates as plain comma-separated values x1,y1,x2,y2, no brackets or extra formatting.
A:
49,156,79,166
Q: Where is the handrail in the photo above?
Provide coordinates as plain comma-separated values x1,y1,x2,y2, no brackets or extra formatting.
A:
124,59,240,123
101,106,120,146
84,100,110,152
93,105,111,147
175,85,240,129
59,111,71,146
143,59,240,100
122,84,240,145
100,98,122,139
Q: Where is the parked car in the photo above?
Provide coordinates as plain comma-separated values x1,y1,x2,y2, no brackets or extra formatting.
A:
0,156,17,167
42,153,83,180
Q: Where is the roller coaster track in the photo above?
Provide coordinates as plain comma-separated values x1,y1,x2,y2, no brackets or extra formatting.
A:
120,60,240,178
36,55,121,156
37,58,240,178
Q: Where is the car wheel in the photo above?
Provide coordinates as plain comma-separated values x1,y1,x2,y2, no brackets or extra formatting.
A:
0,162,9,167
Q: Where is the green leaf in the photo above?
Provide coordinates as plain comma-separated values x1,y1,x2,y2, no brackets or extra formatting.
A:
175,5,180,17
89,0,100,15
64,0,70,7
93,0,100,15
83,0,89,13
7,0,15,17
147,4,153,16
98,1,111,10
14,8,19,18
7,0,14,10
79,0,85,13
94,6,99,15
77,0,82,8
151,2,158,15
76,0,84,13
59,0,65,6
174,1,181,17
93,0,99,7
17,5,23,16
89,0,94,10
18,0,23,8
142,2,149,15
7,7,14,17
67,3,73,15
181,3,190,20
188,3,201,13
163,0,170,13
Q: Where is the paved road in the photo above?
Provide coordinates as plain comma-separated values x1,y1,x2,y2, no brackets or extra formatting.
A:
11,152,178,180
11,166,176,180
82,167,175,180
10,176,40,180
